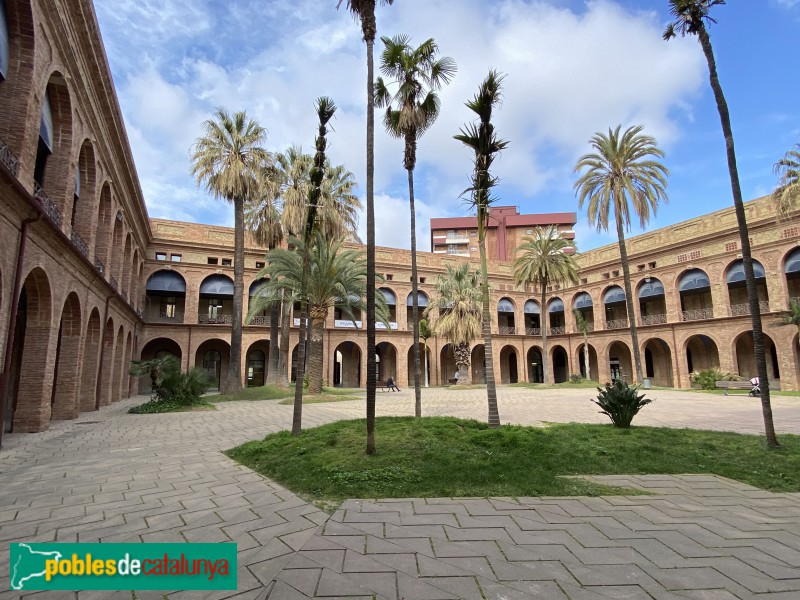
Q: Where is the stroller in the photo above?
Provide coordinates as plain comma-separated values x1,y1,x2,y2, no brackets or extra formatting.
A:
749,376,760,397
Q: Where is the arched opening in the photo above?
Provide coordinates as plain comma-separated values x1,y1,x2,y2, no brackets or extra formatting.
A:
685,334,720,379
523,300,541,335
333,341,361,388
199,274,234,324
195,339,230,391
497,298,516,335
643,338,673,387
726,259,769,316
439,343,458,385
499,345,518,383
527,347,543,383
123,332,133,399
112,325,125,402
138,337,183,394
679,269,713,322
79,308,101,411
551,345,568,383
734,331,780,384
110,218,123,284
34,73,72,221
97,318,116,407
406,343,431,387
51,292,82,420
572,292,594,333
638,277,667,325
145,270,186,323
576,343,599,382
785,248,800,303
121,234,133,299
0,0,36,155
379,288,397,327
603,286,628,330
71,140,96,251
94,183,112,272
7,267,53,432
128,248,139,304
471,344,485,385
548,298,565,335
608,341,633,383
246,340,270,387
374,341,395,383
248,278,271,325
406,291,428,332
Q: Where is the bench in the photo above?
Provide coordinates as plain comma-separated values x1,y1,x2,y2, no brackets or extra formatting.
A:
448,379,459,385
377,380,400,392
715,380,752,395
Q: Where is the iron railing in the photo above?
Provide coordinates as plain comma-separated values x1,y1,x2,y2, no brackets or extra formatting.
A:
498,326,516,335
681,308,714,322
199,314,233,325
548,326,566,335
94,256,105,275
250,315,271,326
70,230,89,257
605,318,628,330
34,182,63,228
525,327,541,336
573,322,595,333
729,301,771,317
641,313,667,326
0,137,20,176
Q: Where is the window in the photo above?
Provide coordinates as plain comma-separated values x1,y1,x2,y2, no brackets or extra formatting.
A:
72,166,80,228
420,277,426,284
471,247,477,252
637,264,645,271
784,227,799,239
581,278,588,285
603,272,610,279
160,297,177,318
0,0,8,80
208,300,223,318
34,91,53,185
725,242,738,252
221,258,232,266
155,252,167,261
612,270,620,277
170,254,181,262
526,229,533,235
470,231,477,237
255,261,265,269
207,257,218,265
648,261,657,269
385,273,393,281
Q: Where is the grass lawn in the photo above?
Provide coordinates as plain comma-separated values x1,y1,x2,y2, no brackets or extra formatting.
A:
226,417,800,504
208,384,362,403
277,394,360,405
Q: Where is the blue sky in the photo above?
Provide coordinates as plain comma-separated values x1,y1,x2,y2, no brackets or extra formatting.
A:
94,0,800,252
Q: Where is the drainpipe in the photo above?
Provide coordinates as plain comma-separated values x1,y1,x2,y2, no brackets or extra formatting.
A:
0,214,42,450
94,293,116,410
186,325,192,372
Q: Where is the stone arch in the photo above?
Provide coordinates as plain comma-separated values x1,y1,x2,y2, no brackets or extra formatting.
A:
333,341,361,388
439,343,458,385
575,342,599,382
684,334,720,378
376,341,397,383
406,342,431,387
497,297,516,334
677,268,713,322
470,344,485,385
0,0,36,156
129,248,139,305
112,325,125,402
138,337,183,394
195,338,230,391
526,346,543,383
607,340,633,383
733,330,780,383
724,258,769,314
51,292,82,420
94,183,112,271
379,287,398,324
96,317,116,407
145,269,187,323
8,267,55,432
123,331,133,398
34,72,73,218
637,277,667,325
246,340,270,387
783,247,800,301
79,307,101,410
499,344,519,384
550,344,568,383
71,139,96,247
642,337,673,387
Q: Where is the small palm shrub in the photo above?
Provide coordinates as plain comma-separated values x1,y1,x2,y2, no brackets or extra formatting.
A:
591,380,652,428
568,373,584,383
159,368,210,406
690,369,742,391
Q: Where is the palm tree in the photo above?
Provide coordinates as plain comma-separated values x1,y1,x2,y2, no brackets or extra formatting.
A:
665,0,779,448
419,318,432,387
778,299,800,346
129,355,180,400
376,34,456,418
512,226,579,384
319,163,362,239
337,0,394,455
426,263,482,383
454,71,508,428
191,109,269,394
573,125,668,384
573,309,591,381
773,143,800,216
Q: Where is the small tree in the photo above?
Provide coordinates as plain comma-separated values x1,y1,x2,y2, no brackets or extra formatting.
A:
129,355,180,400
573,309,591,381
773,143,800,216
778,299,800,347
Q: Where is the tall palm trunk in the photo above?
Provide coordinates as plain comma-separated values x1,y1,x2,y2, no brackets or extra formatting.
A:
615,208,643,383
277,292,290,387
406,150,422,417
291,267,310,436
266,248,281,385
697,27,778,448
307,307,326,395
365,23,377,455
477,211,500,427
583,331,590,381
540,283,549,385
226,196,245,394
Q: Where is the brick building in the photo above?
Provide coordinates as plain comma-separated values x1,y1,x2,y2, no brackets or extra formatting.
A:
1,0,799,439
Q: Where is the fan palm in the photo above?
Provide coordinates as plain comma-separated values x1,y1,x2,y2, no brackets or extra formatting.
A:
778,299,800,347
573,125,668,384
190,109,269,394
773,143,800,216
512,226,579,384
665,0,779,448
337,0,395,455
454,70,508,428
425,263,482,381
376,34,456,418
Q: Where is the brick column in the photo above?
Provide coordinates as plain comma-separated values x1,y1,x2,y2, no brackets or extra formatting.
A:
12,326,58,432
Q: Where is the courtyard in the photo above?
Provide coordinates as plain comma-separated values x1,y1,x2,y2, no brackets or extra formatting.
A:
1,387,799,598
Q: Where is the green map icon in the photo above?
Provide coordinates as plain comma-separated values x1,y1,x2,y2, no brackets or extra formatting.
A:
10,543,63,590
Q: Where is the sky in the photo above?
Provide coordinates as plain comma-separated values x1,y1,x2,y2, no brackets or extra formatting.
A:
93,0,800,253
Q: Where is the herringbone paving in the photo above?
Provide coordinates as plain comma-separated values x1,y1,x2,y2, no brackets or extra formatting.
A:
0,386,798,599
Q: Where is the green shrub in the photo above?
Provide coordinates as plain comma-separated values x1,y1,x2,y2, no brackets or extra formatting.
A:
591,380,653,428
690,369,742,390
158,368,210,406
569,373,584,383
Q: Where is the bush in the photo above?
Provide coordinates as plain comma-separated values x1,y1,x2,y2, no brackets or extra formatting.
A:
569,373,584,383
128,360,209,413
591,380,653,428
690,369,742,391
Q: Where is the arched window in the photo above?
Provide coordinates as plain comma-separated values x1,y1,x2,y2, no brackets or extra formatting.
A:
0,0,9,80
34,90,53,185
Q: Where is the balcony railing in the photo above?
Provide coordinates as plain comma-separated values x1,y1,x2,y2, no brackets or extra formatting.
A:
250,315,271,326
729,302,771,317
34,182,63,228
499,326,516,335
525,327,541,336
573,322,595,333
146,311,184,324
605,318,629,330
94,256,105,275
641,313,667,326
109,275,119,292
199,314,233,325
681,308,714,322
70,230,89,257
549,326,566,335
0,137,20,176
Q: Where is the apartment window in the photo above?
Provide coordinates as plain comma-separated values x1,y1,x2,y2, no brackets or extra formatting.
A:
221,258,232,266
386,273,393,281
208,300,223,318
207,257,218,265
170,254,181,262
160,297,177,318
155,252,167,261
447,245,461,254
255,261,265,269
